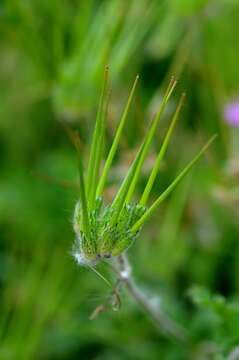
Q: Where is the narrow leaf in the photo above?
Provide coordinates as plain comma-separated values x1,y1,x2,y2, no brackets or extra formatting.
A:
96,74,139,197
131,135,217,233
140,93,185,206
87,67,109,207
124,78,177,204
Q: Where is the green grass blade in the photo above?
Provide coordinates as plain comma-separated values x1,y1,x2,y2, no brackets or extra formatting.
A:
87,67,109,207
124,78,177,204
96,75,139,197
131,135,217,233
140,93,185,206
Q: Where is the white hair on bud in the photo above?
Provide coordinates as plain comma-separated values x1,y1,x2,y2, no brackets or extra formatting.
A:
73,251,89,266
73,249,99,267
73,251,92,266
73,251,84,264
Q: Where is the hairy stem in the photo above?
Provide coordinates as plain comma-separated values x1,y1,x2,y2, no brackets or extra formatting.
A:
228,347,239,360
115,254,188,342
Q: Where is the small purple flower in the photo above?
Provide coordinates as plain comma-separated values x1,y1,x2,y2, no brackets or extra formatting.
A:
224,102,239,127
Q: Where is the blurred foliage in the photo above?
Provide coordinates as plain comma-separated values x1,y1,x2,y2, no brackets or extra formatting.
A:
189,286,239,358
1,0,239,359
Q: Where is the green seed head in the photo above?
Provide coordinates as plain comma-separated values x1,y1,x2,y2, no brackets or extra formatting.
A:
72,69,216,266
73,200,146,264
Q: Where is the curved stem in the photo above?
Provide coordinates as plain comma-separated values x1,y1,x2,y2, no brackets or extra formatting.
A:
115,254,188,342
228,347,239,360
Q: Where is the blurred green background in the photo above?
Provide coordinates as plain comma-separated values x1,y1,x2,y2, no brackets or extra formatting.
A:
1,0,239,359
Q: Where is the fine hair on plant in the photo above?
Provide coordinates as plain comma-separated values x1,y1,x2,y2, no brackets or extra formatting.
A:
70,67,216,340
